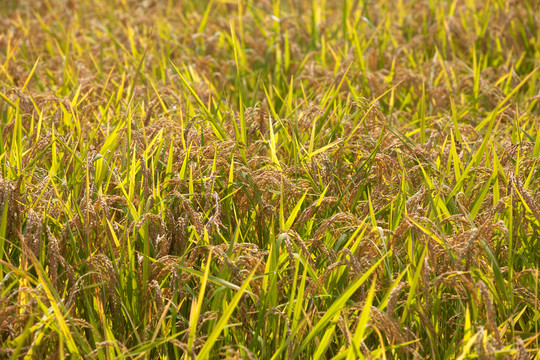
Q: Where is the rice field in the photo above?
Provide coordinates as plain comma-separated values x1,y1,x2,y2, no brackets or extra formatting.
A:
0,0,539,358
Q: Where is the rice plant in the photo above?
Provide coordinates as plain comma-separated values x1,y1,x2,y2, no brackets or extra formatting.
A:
0,0,539,358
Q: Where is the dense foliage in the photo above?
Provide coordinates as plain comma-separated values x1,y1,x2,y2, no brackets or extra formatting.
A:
0,0,539,358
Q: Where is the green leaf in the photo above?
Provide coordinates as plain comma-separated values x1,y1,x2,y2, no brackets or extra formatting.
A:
197,260,262,359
